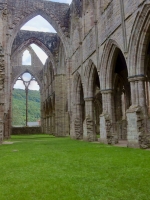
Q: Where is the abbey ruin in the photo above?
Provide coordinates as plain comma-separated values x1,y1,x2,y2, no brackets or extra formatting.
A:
0,0,150,148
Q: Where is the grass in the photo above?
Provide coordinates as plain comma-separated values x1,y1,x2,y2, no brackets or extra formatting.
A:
0,134,150,200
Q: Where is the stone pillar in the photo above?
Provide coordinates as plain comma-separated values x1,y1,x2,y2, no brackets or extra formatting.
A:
83,97,96,141
48,116,50,134
4,112,9,139
54,75,69,136
126,106,142,148
46,117,48,134
52,112,55,135
43,117,46,133
128,75,146,112
49,116,51,134
74,103,83,139
127,75,147,148
0,103,4,144
99,89,117,144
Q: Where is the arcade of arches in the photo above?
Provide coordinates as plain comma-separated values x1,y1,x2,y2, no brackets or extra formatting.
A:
1,0,150,148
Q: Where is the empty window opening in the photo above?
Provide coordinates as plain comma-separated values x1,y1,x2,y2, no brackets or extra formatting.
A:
22,50,31,65
30,44,48,65
13,72,40,127
21,15,57,33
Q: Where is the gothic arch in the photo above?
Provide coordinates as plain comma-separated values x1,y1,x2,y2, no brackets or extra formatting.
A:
100,39,125,90
73,71,84,104
7,8,70,57
84,59,99,98
12,69,41,89
12,39,57,71
128,4,150,76
22,49,32,66
73,71,85,139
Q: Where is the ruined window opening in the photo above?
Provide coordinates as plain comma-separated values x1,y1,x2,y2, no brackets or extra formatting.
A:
30,44,48,65
21,15,57,33
22,50,32,65
13,72,40,127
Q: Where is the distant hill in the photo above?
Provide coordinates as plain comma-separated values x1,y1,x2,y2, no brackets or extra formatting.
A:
12,89,41,126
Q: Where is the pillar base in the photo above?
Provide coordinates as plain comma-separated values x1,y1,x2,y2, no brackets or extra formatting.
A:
98,138,108,144
127,141,140,148
126,106,144,149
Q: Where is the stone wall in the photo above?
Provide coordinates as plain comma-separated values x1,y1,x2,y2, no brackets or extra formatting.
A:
12,127,42,135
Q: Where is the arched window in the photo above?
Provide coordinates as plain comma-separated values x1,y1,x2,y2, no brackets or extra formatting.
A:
13,72,40,126
22,50,31,65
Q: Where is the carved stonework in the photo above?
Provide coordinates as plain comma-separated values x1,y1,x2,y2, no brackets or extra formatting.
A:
0,44,5,91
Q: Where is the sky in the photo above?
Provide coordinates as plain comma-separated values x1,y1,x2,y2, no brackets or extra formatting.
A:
14,0,72,91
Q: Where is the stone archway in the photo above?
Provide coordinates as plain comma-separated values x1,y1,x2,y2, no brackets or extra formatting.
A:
6,2,70,56
99,39,130,144
83,60,101,141
72,71,85,140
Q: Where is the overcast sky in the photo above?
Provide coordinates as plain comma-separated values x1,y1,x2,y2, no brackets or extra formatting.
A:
14,0,72,91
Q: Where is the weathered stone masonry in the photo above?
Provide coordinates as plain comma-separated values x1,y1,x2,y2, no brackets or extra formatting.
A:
1,0,150,148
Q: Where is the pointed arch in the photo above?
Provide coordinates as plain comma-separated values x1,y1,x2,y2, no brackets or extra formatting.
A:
84,59,99,98
7,9,70,57
11,38,56,69
73,71,84,104
128,4,150,76
12,69,41,89
22,49,32,65
100,39,126,90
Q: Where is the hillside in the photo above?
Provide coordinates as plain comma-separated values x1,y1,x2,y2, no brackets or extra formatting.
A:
12,89,41,126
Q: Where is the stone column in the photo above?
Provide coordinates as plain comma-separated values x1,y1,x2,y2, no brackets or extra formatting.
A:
128,76,146,112
83,97,96,141
74,103,83,139
44,117,46,133
48,116,50,134
127,75,147,148
99,89,117,144
46,116,48,134
0,103,4,144
52,112,55,136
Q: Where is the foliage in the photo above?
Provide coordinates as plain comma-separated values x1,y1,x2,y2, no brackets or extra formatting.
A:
12,89,40,126
0,135,150,200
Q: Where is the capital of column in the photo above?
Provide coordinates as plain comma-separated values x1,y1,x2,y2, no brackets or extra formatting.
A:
128,74,146,82
100,89,113,94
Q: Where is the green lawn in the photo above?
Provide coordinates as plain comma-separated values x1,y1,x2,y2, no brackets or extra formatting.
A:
0,135,150,200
